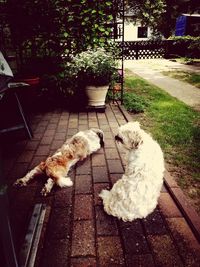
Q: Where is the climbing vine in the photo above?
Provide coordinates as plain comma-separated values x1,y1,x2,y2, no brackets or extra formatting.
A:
7,0,116,60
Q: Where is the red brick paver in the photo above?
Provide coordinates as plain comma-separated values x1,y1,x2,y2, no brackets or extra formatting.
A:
2,103,200,267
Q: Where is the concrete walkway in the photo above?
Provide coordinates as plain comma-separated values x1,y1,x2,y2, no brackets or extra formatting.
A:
2,103,200,267
124,59,200,111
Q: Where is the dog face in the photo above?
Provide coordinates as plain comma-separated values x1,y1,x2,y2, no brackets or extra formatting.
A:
115,122,143,150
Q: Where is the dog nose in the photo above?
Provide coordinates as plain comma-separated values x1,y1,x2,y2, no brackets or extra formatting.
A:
115,135,123,143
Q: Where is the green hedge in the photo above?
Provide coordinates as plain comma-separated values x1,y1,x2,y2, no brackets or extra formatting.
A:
167,36,200,58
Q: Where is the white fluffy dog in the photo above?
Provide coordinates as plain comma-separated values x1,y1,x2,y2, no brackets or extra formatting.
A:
14,128,104,196
99,122,164,221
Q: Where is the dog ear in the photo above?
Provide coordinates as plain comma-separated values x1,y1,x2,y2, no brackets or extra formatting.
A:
97,131,104,147
91,129,104,147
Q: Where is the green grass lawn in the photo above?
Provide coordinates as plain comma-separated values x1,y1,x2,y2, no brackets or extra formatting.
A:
175,57,200,65
123,70,200,212
162,70,200,88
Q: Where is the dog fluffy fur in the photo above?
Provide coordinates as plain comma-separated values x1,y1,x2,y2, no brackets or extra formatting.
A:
14,128,104,196
99,121,164,221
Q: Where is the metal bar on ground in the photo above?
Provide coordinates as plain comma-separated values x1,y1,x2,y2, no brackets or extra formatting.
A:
19,204,42,267
27,205,46,267
0,124,24,134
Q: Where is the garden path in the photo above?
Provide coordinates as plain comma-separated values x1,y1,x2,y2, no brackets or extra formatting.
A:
125,59,200,111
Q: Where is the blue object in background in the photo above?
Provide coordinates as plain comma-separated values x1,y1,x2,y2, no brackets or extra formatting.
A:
175,15,187,36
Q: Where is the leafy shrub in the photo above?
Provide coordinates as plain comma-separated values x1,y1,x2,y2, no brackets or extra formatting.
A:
168,36,200,58
54,46,119,98
7,0,116,60
71,47,118,86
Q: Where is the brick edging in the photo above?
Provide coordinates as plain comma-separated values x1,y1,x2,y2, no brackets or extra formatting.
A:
164,171,200,243
117,102,200,243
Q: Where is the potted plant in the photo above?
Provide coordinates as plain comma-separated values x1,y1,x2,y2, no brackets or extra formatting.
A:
70,47,118,108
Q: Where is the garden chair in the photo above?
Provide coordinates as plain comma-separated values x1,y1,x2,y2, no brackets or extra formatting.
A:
0,51,33,139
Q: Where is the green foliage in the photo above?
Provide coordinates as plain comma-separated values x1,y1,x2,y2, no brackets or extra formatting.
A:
6,0,117,99
72,47,118,86
57,47,118,96
168,36,200,58
182,57,195,65
123,92,148,113
126,0,166,28
168,35,200,42
7,0,115,60
62,0,114,52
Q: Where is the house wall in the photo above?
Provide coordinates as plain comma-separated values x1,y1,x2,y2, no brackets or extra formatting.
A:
124,22,152,41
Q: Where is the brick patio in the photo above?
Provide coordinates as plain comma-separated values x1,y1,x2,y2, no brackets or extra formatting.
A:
2,103,200,267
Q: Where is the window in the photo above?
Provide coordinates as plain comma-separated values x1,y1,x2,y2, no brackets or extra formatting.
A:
137,27,148,38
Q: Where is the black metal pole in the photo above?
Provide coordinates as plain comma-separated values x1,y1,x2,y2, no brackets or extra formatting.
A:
121,0,125,105
14,92,33,139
